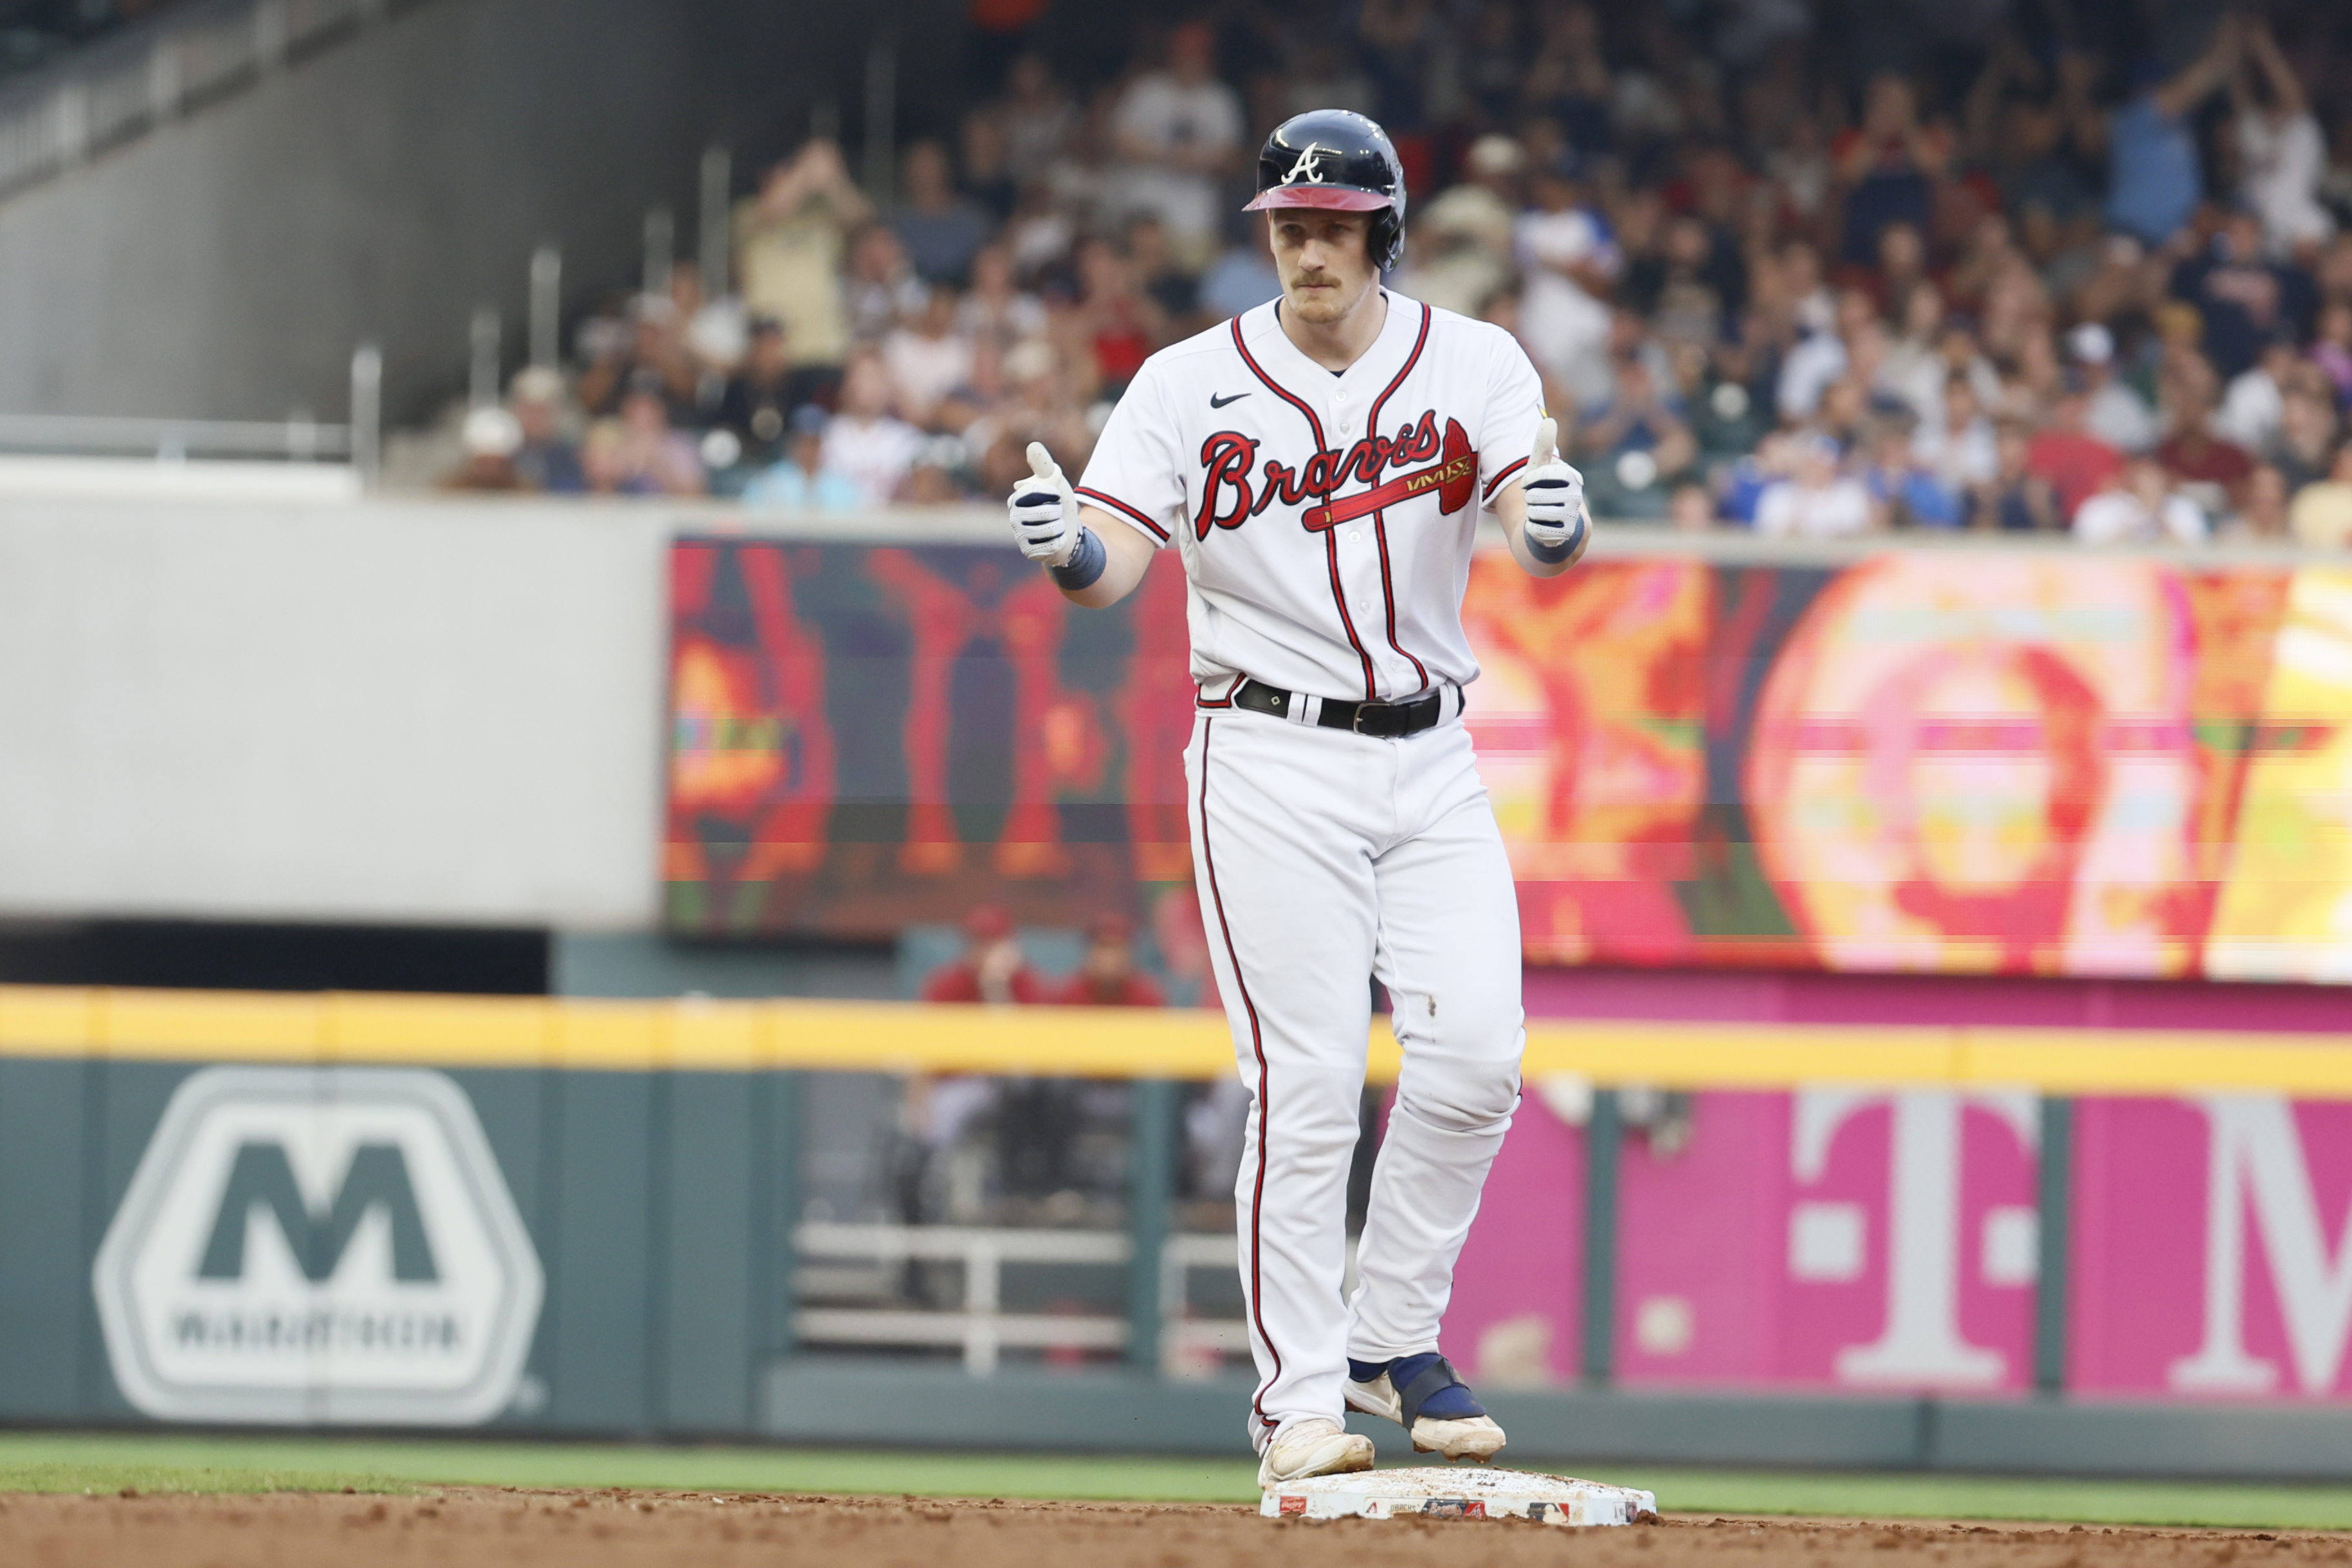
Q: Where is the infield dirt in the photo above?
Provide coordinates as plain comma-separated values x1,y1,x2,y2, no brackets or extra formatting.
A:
3,1488,2351,1567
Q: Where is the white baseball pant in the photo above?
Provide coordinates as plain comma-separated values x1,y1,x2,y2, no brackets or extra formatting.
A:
1184,702,1526,1450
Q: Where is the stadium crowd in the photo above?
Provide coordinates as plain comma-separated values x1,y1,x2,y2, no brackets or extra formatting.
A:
447,0,2352,545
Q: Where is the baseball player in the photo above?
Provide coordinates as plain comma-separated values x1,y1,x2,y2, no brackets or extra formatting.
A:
1005,109,1589,1486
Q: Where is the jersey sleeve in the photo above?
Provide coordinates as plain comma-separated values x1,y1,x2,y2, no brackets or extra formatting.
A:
1075,364,1182,547
1476,328,1547,509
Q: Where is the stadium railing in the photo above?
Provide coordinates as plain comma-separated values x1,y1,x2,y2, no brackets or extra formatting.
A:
0,0,416,198
793,1221,1246,1376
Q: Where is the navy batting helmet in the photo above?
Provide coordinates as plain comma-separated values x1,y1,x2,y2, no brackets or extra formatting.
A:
1243,110,1407,272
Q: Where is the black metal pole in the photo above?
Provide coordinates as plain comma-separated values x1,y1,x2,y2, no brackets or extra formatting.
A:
2034,1095,2072,1396
1582,1088,1621,1387
1126,1079,1178,1374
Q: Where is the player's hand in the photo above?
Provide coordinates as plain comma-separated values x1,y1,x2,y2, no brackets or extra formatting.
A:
1522,417,1588,557
1008,442,1080,567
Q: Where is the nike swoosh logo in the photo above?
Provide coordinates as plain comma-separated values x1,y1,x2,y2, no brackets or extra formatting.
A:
1210,392,1251,408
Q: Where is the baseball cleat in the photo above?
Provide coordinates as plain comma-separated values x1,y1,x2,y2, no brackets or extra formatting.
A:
1257,1416,1377,1488
1345,1353,1507,1463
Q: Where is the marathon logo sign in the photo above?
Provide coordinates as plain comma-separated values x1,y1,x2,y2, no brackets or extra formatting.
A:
93,1067,543,1425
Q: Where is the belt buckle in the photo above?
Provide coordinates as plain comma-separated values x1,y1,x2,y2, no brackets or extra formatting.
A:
1352,701,1398,737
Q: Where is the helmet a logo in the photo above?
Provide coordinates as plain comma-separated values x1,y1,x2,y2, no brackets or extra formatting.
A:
1282,144,1327,185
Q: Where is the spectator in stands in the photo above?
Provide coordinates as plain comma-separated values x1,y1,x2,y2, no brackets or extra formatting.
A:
405,3,2352,538
1124,214,1201,325
1913,374,1999,503
441,406,525,493
508,368,585,494
1197,238,1282,321
2218,339,2298,454
884,289,976,432
818,349,922,506
2232,17,2333,259
1982,421,2062,532
739,406,863,511
2291,443,2352,547
2105,19,2240,248
843,223,929,346
2156,364,2256,516
716,318,828,468
2074,455,2208,544
2311,302,2352,406
1683,340,1772,472
1111,21,1244,270
992,53,1078,188
1755,433,1876,538
891,139,992,286
1514,162,1619,409
1863,414,1963,530
1779,289,1875,424
920,905,1046,1004
1576,355,1694,521
2025,381,2122,524
2231,461,2294,540
955,242,1047,351
577,294,698,422
1666,481,1715,531
2176,210,2317,381
1400,135,1518,315
1067,236,1163,401
736,139,870,377
2069,324,2160,455
959,105,1017,225
1834,73,1950,268
1879,279,1951,426
2276,381,2340,491
669,259,747,386
1052,916,1165,1008
584,374,706,497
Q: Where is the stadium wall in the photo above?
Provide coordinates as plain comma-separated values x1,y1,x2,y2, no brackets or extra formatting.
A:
0,0,853,426
5,987,2352,1475
0,497,678,926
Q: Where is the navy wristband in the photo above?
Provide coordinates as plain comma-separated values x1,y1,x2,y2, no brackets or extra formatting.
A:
1048,525,1107,590
1526,527,1576,563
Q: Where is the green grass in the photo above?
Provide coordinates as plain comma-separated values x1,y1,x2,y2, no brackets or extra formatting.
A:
0,1434,2348,1530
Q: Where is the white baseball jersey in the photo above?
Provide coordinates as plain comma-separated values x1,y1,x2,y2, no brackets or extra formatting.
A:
1066,287,1542,1453
1077,291,1545,704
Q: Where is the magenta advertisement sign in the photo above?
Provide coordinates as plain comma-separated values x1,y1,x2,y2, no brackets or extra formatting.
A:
1447,1088,2352,1401
2072,1097,2352,1400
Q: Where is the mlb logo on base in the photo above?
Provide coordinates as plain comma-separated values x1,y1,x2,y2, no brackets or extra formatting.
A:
93,1066,543,1426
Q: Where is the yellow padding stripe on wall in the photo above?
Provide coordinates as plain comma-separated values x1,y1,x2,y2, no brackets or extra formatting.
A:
1,985,2349,1095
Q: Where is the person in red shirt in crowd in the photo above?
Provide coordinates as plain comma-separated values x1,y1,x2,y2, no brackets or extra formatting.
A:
920,904,1048,1004
2024,379,2122,522
1052,914,1166,1007
2155,366,2255,514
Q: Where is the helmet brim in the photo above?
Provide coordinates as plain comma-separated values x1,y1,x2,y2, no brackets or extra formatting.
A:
1243,186,1393,213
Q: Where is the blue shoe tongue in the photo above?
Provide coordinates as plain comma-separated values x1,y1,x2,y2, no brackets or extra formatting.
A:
1412,1382,1486,1420
1390,1352,1487,1421
1347,1358,1387,1384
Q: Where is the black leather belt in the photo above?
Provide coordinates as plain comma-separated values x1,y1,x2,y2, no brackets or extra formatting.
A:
1232,678,1445,737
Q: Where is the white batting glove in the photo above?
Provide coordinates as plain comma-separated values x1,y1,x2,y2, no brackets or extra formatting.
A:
1522,417,1588,558
1008,442,1079,567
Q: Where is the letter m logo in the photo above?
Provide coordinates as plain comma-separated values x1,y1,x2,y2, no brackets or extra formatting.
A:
196,1141,439,1283
2171,1097,2352,1396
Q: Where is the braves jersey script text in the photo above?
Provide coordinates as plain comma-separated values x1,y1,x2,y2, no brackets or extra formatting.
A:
1077,292,1545,703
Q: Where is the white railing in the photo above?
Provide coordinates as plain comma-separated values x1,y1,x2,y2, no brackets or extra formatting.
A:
0,0,404,198
0,343,380,488
792,1221,1249,1377
0,412,347,460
